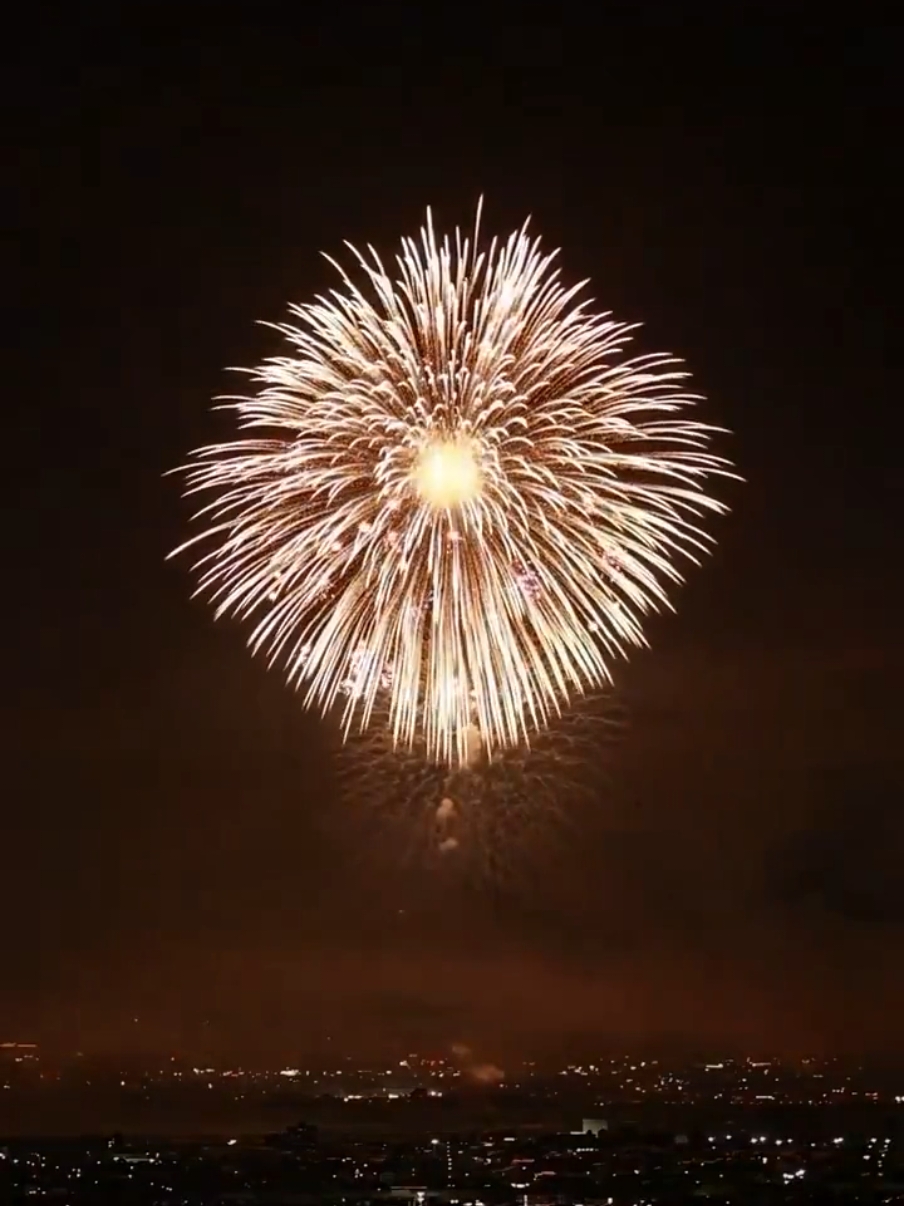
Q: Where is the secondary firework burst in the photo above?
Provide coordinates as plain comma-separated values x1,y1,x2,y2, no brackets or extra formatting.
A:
334,690,627,889
171,201,731,764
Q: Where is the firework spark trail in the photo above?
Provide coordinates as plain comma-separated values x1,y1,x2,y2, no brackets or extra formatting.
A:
171,202,731,764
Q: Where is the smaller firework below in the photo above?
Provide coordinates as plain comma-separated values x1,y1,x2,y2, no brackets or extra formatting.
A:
333,691,626,888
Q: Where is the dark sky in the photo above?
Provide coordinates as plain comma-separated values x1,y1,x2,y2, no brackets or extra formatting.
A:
5,8,901,1062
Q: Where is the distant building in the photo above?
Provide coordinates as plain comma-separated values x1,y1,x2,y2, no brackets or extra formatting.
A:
263,1121,318,1151
581,1117,608,1136
386,1190,453,1203
0,1042,38,1062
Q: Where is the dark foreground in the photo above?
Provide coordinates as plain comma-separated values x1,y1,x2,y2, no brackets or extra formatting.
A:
2,1106,903,1204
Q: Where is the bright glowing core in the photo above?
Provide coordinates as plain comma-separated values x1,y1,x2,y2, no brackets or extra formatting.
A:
413,439,482,509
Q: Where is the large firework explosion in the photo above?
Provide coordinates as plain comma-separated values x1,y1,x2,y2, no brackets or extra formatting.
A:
172,202,730,764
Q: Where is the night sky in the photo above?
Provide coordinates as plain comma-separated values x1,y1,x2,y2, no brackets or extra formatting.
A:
5,9,900,1062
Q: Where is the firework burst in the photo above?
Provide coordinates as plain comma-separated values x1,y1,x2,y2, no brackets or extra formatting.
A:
334,690,627,889
171,202,731,764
